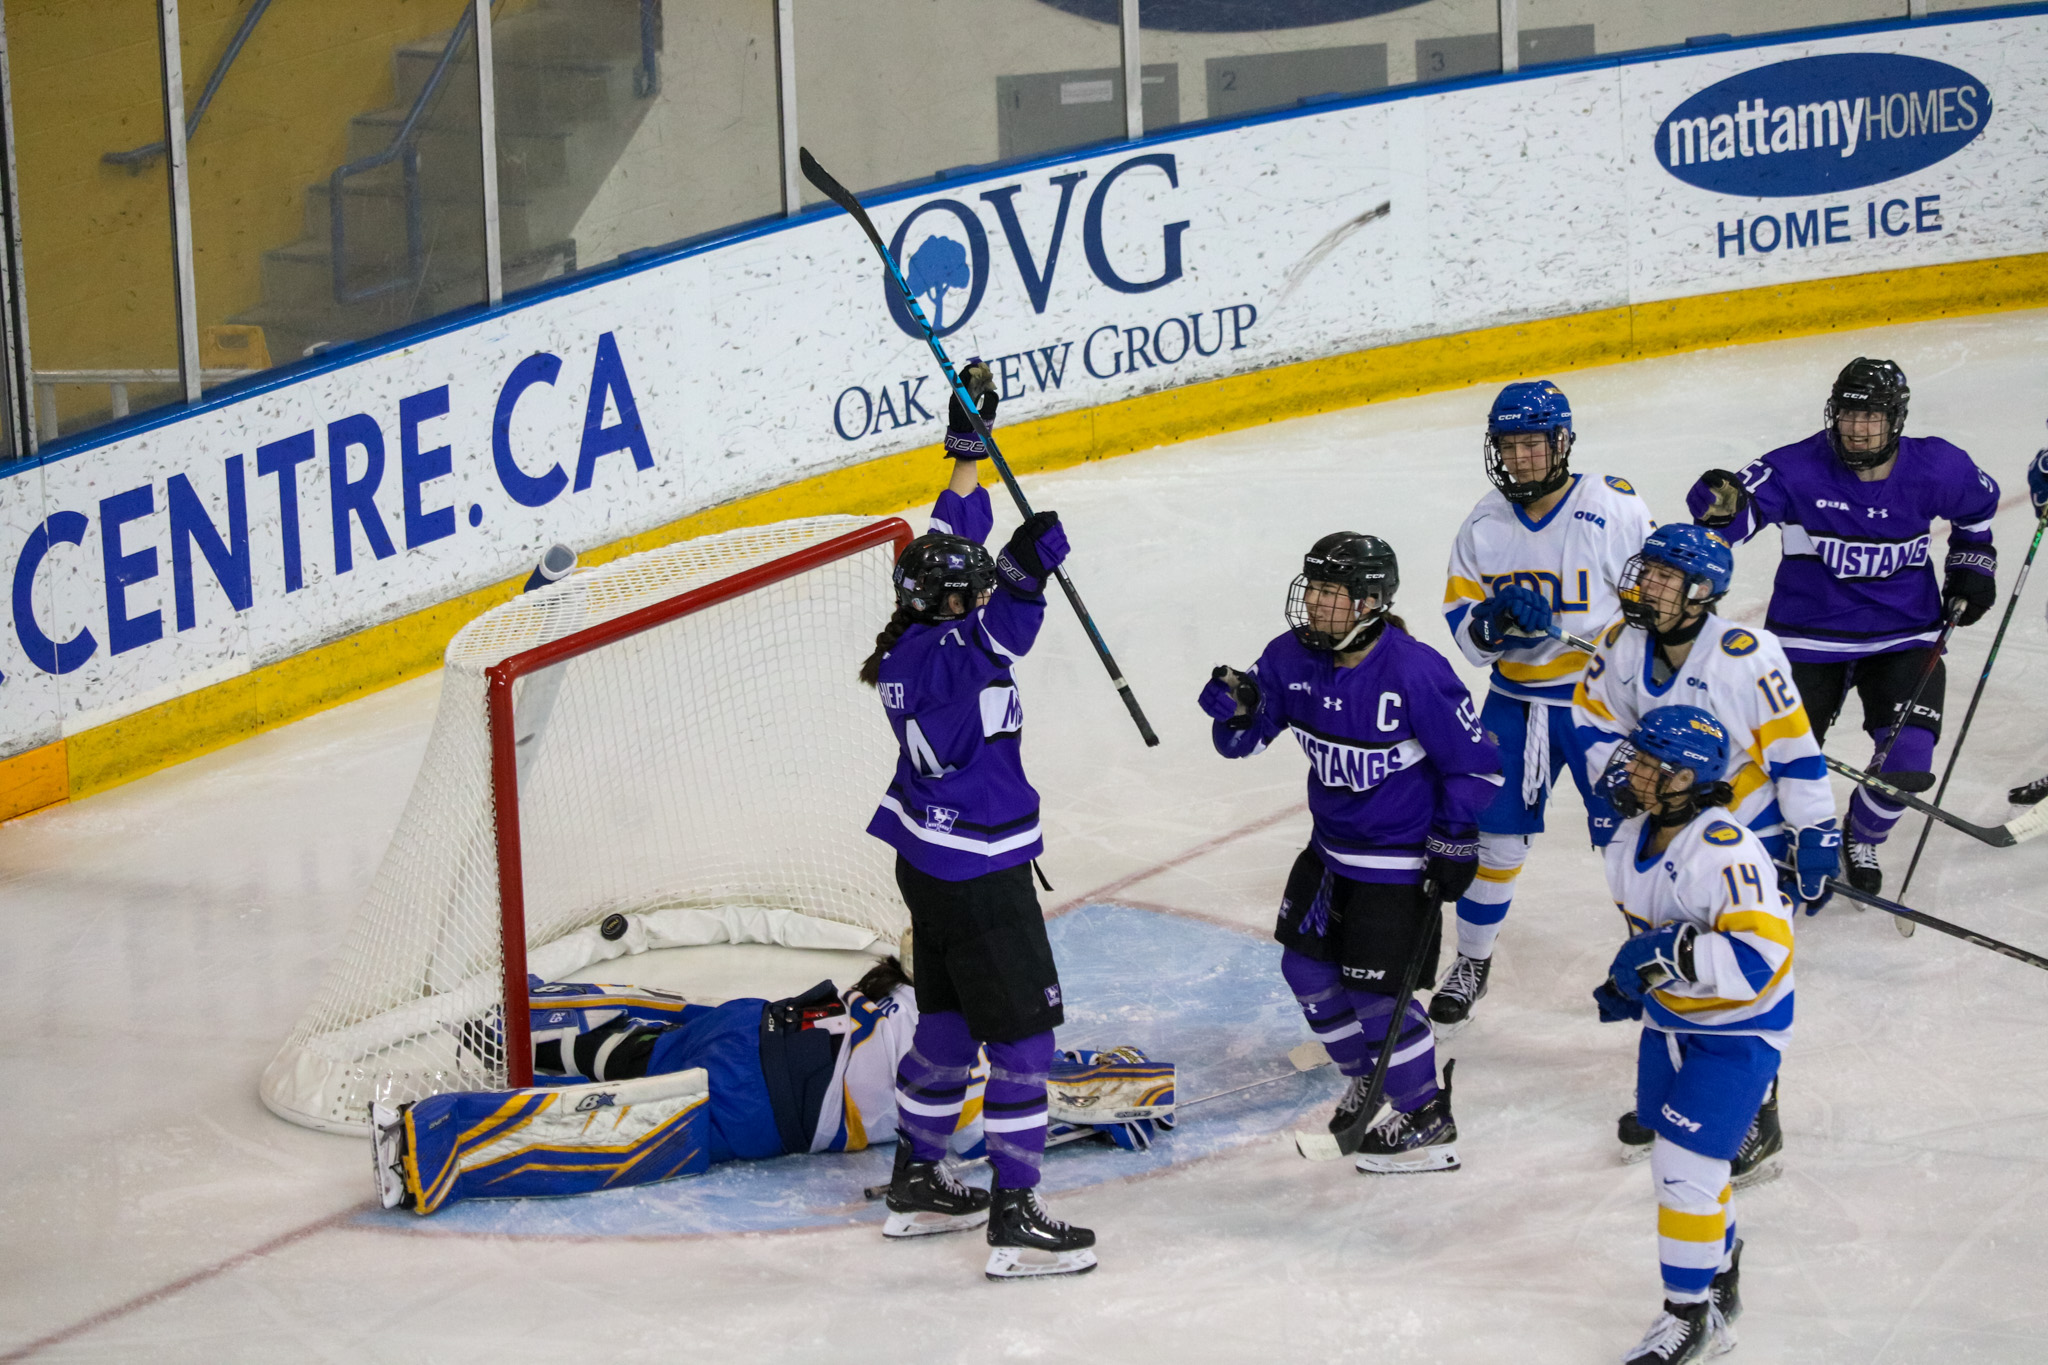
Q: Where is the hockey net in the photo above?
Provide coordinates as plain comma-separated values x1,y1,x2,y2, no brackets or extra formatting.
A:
262,515,913,1133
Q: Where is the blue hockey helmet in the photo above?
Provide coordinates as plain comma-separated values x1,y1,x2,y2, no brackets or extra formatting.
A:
1618,524,1733,632
1484,381,1574,503
1606,705,1735,824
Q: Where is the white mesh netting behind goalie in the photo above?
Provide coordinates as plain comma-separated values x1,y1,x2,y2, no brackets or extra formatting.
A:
262,515,910,1133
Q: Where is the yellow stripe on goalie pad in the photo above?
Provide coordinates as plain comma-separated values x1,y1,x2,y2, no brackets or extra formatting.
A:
1658,1205,1727,1244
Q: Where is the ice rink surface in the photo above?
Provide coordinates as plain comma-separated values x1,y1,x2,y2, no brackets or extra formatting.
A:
5,310,2048,1362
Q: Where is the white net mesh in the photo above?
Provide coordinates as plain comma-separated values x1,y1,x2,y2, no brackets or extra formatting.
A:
261,516,909,1133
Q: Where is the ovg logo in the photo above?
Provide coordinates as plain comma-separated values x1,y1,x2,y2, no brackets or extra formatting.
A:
1657,52,1991,196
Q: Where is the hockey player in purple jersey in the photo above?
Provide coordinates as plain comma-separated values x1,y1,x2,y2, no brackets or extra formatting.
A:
1201,534,1502,1172
1691,358,2001,895
859,364,1095,1279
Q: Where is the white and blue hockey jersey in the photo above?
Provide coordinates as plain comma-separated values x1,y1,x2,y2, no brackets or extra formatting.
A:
1605,809,1796,1048
1573,615,1832,845
1444,473,1655,704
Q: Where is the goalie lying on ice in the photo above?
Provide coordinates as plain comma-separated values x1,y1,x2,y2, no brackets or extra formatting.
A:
374,957,1174,1214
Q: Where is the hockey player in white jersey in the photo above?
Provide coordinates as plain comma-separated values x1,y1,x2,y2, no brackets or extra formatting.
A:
1433,380,1655,1031
1575,523,1833,1179
1595,706,1793,1364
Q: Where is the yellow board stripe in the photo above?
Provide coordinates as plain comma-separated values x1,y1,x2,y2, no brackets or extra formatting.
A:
5,248,2047,820
1658,1205,1727,1243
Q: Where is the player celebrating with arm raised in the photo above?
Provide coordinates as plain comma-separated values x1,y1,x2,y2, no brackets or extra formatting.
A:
1201,534,1501,1171
1594,706,1794,1365
1690,358,2000,894
1434,381,1655,1032
860,366,1095,1279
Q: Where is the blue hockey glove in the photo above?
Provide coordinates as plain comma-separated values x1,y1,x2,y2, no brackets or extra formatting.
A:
1605,922,1697,1003
1199,666,1261,729
1422,829,1479,903
2027,447,2048,518
1467,586,1554,652
1593,979,1643,1023
944,359,998,459
996,511,1068,596
1794,821,1841,913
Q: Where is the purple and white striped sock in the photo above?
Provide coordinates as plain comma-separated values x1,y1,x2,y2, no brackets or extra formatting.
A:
1282,948,1376,1076
1852,725,1937,842
982,1030,1054,1189
894,1009,979,1163
1347,991,1439,1113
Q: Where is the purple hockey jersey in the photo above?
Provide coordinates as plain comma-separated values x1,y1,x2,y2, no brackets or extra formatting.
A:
1686,432,1999,663
866,486,1047,881
1214,626,1504,883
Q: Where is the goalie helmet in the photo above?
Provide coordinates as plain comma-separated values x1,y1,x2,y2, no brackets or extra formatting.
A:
892,532,995,623
1484,380,1575,504
1287,532,1398,653
1617,524,1733,632
1825,357,1909,470
1604,704,1734,824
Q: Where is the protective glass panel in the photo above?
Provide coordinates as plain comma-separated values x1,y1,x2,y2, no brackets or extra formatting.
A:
181,0,487,386
793,0,1122,203
181,0,485,374
1517,0,1902,60
493,0,781,291
11,0,180,442
1134,0,1500,127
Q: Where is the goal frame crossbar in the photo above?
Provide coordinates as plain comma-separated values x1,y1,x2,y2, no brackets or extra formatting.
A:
484,517,913,1088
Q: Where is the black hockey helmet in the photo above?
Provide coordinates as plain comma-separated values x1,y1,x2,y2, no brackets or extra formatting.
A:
1824,357,1909,470
892,532,995,623
1287,532,1398,652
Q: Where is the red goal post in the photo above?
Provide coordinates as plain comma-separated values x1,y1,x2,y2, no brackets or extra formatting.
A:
485,517,913,1088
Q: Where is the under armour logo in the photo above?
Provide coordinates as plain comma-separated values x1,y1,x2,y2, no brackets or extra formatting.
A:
1322,696,1343,711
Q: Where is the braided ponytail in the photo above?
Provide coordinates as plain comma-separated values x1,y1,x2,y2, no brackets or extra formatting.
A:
859,607,916,686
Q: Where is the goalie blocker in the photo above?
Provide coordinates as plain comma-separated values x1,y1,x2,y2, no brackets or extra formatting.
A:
375,971,1174,1214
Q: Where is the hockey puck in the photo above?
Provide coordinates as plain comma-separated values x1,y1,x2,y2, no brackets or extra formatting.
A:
599,913,629,941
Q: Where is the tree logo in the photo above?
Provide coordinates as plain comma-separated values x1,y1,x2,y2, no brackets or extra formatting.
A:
907,235,971,330
886,199,990,339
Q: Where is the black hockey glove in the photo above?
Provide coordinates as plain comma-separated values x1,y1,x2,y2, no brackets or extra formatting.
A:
1199,666,1261,729
996,511,1067,596
1942,546,1996,627
1592,979,1642,1023
1422,830,1478,903
944,359,999,459
1696,469,1751,529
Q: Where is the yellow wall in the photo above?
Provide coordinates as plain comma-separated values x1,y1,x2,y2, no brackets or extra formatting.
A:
3,248,2045,822
9,0,464,422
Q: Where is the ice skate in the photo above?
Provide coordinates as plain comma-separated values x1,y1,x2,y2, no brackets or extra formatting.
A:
1730,1082,1783,1190
983,1185,1096,1279
1295,1070,1377,1160
1621,1299,1734,1364
882,1141,990,1239
2011,774,2048,806
1844,831,1883,897
1354,1061,1460,1174
1618,1107,1654,1165
1428,952,1491,1037
1711,1238,1744,1327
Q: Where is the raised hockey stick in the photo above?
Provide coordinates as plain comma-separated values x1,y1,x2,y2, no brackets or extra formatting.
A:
1897,508,2048,912
799,147,1159,748
1294,898,1445,1161
1787,868,2048,972
1821,755,2048,849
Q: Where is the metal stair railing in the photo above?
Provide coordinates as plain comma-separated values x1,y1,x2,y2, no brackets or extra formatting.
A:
103,0,278,171
328,5,481,307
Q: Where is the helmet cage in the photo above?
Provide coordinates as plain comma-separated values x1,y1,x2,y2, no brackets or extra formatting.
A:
1286,575,1387,653
1286,533,1398,653
893,534,995,624
1825,358,1909,470
1617,553,1721,632
1483,426,1573,504
1601,740,1734,825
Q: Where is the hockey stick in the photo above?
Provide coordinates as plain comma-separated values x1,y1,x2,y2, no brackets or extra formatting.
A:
1294,898,1445,1161
799,148,1159,748
1864,600,1963,780
1820,755,2048,848
1785,868,2048,972
1897,509,2048,910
